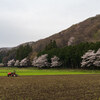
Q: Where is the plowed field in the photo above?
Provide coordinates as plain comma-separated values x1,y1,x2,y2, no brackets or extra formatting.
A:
0,75,100,100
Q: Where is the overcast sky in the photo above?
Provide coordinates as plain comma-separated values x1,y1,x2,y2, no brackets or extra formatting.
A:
0,0,100,47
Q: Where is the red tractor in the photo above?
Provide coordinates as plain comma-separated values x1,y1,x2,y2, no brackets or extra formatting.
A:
8,72,18,77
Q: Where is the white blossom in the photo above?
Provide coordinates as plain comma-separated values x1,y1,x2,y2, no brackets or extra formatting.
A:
81,49,100,67
7,59,15,67
51,56,62,67
20,58,28,67
68,37,75,46
32,54,50,68
14,60,20,67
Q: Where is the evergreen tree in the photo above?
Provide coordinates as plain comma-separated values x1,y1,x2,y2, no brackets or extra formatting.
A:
16,45,32,61
45,40,57,51
38,42,100,69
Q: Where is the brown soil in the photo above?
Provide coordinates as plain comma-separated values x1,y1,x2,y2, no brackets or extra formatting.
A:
0,75,100,100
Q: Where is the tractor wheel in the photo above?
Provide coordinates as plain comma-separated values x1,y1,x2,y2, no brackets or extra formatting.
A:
13,74,18,77
13,74,16,77
8,74,11,77
15,74,18,77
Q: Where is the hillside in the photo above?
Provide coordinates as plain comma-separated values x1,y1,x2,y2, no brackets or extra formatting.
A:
2,15,100,52
31,14,100,52
1,14,100,63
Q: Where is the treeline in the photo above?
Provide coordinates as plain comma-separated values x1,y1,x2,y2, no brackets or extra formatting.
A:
2,45,32,65
38,41,100,69
16,45,32,60
1,40,100,68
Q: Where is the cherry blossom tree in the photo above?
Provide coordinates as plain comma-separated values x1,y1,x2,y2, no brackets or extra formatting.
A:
14,60,20,67
7,59,15,67
81,49,100,68
20,58,28,67
68,37,75,46
32,54,50,68
51,56,62,67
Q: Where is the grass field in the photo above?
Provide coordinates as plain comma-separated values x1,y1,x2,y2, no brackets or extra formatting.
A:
0,67,100,76
0,75,100,100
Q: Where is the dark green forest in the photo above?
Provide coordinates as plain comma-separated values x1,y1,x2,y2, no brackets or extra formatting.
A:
38,41,100,68
16,45,32,61
1,41,100,69
1,45,32,65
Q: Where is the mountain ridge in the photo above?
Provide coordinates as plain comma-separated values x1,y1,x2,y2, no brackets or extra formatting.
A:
1,14,100,59
31,14,100,52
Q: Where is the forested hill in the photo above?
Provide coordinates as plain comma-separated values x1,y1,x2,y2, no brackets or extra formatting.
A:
1,14,100,64
1,14,100,52
31,14,100,52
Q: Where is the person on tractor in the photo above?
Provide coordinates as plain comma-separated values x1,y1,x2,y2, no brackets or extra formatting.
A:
8,71,18,77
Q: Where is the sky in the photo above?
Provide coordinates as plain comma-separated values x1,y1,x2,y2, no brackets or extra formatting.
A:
0,0,100,47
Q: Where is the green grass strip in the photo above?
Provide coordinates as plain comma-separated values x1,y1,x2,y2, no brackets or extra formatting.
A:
0,67,100,76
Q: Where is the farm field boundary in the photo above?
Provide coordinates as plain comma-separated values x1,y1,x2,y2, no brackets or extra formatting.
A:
0,67,100,76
